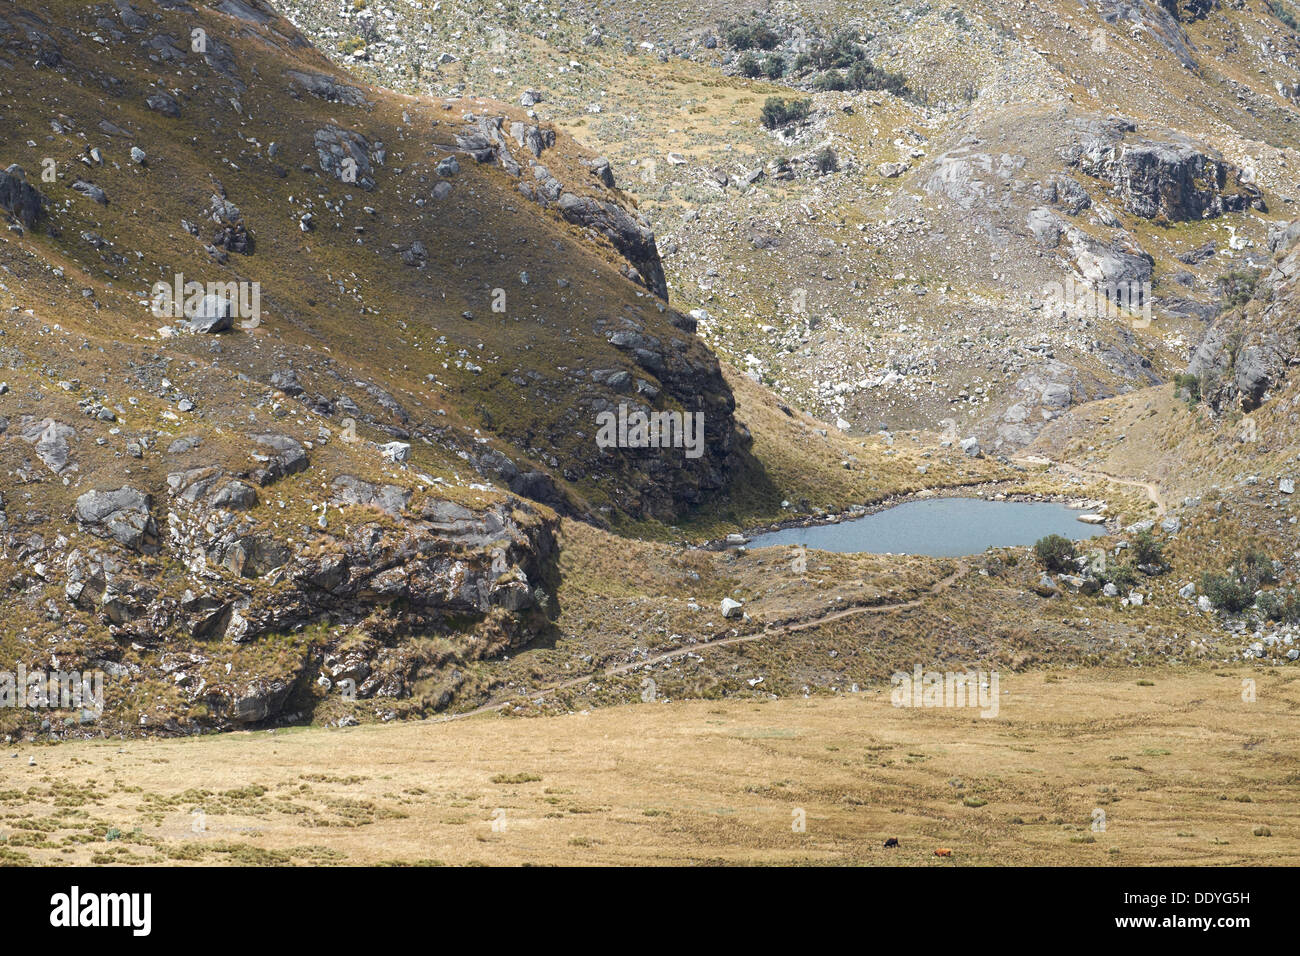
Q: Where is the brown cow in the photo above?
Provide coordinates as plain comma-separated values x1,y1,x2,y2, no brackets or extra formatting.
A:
934,848,952,857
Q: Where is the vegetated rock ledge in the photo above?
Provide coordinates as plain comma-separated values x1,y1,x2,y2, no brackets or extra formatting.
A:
17,471,561,737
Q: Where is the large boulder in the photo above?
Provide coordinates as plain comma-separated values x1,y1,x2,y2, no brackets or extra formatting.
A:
187,293,234,333
0,165,44,227
74,487,159,553
314,125,378,189
20,418,75,474
228,678,292,723
249,434,308,485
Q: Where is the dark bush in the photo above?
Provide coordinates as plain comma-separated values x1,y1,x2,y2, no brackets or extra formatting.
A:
1035,534,1077,574
1202,572,1254,613
724,20,780,51
813,147,838,174
1132,531,1164,567
1257,589,1300,622
760,96,811,129
1215,268,1261,310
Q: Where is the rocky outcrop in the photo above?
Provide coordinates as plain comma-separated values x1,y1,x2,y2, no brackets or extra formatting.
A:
20,418,75,474
74,487,159,553
557,193,668,299
287,69,368,106
249,434,308,485
457,114,670,299
1185,220,1300,412
314,125,382,190
0,164,44,228
1076,138,1264,222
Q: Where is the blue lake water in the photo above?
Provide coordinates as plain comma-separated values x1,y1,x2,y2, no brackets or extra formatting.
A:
747,497,1106,557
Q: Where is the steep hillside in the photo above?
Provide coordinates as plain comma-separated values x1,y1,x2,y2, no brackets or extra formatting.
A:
0,0,753,733
279,0,1300,452
0,0,1009,738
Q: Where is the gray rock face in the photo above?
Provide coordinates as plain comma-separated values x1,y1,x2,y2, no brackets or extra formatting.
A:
1233,346,1272,409
0,165,44,227
1062,224,1153,290
74,487,159,553
286,69,367,106
249,434,308,485
20,418,75,474
206,193,254,255
229,679,291,724
145,92,181,117
216,0,274,24
510,121,555,158
589,157,615,187
314,125,378,190
1040,175,1092,214
456,115,523,176
70,180,108,205
269,368,303,396
1079,139,1264,221
1026,206,1063,247
399,240,428,265
209,480,258,510
1268,221,1300,256
557,192,668,299
331,475,411,516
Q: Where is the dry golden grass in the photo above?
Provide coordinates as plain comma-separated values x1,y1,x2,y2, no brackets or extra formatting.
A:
3,668,1295,866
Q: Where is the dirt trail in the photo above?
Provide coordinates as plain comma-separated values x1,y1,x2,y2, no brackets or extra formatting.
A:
442,562,971,722
444,454,1164,724
1014,455,1166,518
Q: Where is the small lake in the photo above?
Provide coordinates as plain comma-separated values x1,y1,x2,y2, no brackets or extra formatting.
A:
747,497,1106,557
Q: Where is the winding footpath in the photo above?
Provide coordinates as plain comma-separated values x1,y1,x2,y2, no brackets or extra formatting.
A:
1013,455,1167,518
438,561,972,722
440,454,1163,723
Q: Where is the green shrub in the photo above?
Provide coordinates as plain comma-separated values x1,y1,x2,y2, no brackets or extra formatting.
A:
1201,550,1278,613
760,96,811,129
1271,0,1299,30
1173,373,1200,404
724,20,779,50
1215,268,1261,310
813,147,838,174
1238,549,1278,588
1035,534,1077,574
808,31,865,70
1201,572,1254,613
1131,531,1164,567
1257,589,1300,622
814,69,849,91
738,52,762,78
846,60,908,95
763,55,786,79
1104,562,1138,591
